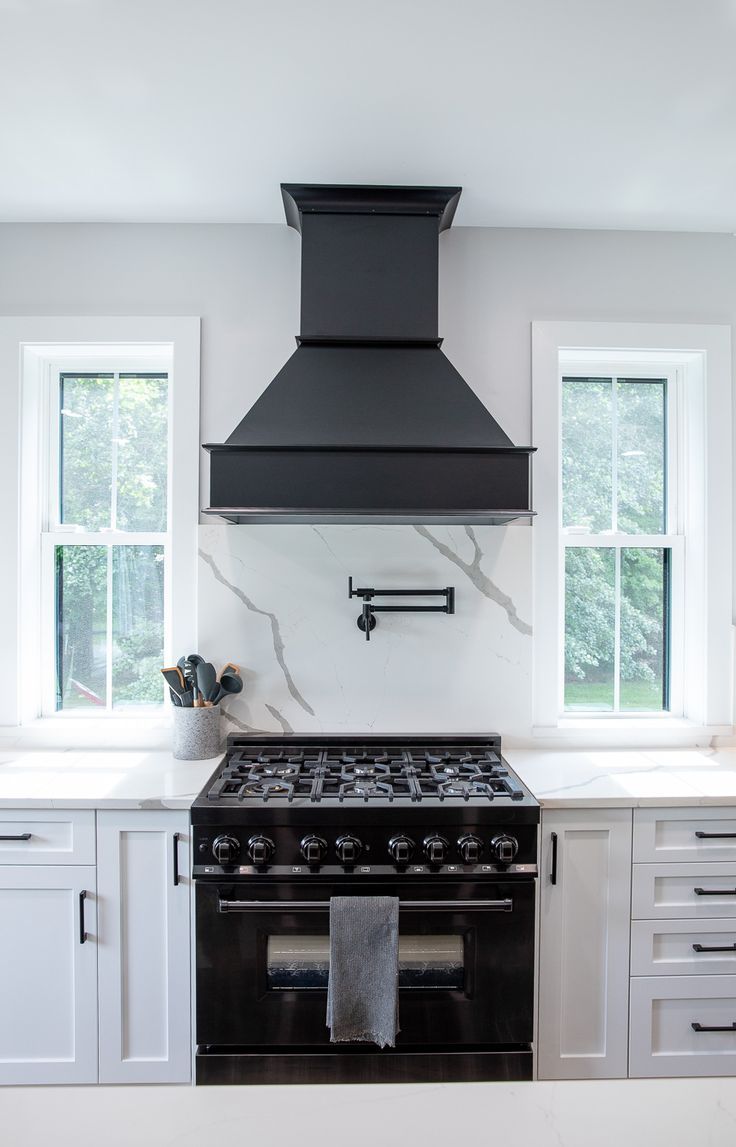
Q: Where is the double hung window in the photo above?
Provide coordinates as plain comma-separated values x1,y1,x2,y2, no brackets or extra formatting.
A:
561,371,678,714
532,322,732,736
48,369,169,712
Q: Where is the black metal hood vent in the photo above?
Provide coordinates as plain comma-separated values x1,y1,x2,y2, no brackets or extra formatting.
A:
203,184,535,524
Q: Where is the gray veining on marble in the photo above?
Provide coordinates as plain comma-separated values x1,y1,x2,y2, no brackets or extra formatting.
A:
198,522,533,735
414,525,533,636
199,547,316,716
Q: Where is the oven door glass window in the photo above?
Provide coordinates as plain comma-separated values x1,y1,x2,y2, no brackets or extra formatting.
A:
267,935,464,990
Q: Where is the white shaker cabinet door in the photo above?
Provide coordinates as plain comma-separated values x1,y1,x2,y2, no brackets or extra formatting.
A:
0,865,98,1084
97,810,191,1083
537,808,633,1079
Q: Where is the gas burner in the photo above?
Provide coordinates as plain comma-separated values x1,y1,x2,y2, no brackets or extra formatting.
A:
436,780,495,802
338,780,394,802
238,779,295,802
247,763,302,780
340,761,391,781
429,762,483,782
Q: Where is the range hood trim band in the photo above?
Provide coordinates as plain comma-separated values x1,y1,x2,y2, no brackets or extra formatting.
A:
201,509,536,525
204,444,536,455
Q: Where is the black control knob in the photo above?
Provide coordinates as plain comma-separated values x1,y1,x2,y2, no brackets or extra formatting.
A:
423,835,449,865
300,835,328,865
212,834,240,865
490,833,519,864
388,835,416,865
335,835,363,865
458,834,483,864
247,835,275,866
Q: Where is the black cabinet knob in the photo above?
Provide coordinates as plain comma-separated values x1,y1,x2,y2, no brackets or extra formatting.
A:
423,835,449,865
247,835,275,866
335,835,362,865
458,834,483,864
300,835,328,865
388,835,416,865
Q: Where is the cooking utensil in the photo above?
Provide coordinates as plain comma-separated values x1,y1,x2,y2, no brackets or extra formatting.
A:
162,666,188,697
219,662,240,678
185,653,205,706
196,661,219,705
214,670,244,704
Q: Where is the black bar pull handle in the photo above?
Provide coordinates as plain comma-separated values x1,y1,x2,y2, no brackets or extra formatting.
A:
173,832,180,887
79,890,87,944
693,943,736,953
691,1022,736,1033
694,887,736,896
0,833,32,841
695,831,736,840
550,831,558,885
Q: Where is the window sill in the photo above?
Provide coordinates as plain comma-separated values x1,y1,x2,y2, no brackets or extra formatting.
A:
530,718,733,751
0,716,173,752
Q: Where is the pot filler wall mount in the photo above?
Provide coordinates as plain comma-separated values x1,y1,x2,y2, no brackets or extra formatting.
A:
203,183,535,525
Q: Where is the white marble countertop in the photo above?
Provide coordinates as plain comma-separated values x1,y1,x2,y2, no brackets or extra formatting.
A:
0,749,222,809
506,747,736,807
3,745,736,810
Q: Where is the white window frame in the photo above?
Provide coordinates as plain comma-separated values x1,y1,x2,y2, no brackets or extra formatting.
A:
0,317,200,741
532,321,732,745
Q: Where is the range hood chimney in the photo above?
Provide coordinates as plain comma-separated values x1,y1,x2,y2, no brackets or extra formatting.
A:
203,184,535,524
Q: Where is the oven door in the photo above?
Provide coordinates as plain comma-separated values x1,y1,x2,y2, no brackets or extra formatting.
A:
196,879,535,1049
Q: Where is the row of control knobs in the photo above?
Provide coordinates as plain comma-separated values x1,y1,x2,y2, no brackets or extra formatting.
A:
211,832,519,866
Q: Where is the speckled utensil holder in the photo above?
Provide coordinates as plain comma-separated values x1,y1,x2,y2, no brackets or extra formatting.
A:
172,704,221,760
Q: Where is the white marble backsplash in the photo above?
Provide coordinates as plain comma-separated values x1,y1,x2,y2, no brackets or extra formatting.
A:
198,523,532,737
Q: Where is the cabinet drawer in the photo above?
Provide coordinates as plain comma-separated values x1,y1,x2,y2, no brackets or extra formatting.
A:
634,808,736,863
630,976,736,1077
631,919,736,976
0,810,95,865
632,863,736,918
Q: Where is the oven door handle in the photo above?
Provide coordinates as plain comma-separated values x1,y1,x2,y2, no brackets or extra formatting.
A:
217,897,514,913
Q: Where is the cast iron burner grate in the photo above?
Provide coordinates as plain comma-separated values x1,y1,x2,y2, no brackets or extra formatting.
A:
205,743,526,805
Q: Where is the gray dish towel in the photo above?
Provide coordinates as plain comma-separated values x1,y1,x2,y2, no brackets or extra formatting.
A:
326,896,399,1048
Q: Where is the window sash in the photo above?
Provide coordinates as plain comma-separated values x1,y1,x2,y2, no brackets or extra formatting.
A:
40,361,172,717
560,367,682,719
560,535,683,718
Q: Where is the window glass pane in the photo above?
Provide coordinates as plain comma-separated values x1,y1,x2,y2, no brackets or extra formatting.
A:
620,547,669,711
617,380,666,533
562,378,613,532
116,375,168,531
55,546,107,710
59,375,114,529
266,935,464,991
564,547,615,711
112,546,165,708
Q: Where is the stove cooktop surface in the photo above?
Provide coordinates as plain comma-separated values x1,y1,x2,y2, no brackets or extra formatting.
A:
194,734,536,809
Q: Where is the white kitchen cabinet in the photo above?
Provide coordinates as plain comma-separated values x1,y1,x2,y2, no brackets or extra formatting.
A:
630,975,736,1077
537,808,632,1079
0,865,98,1084
96,810,191,1083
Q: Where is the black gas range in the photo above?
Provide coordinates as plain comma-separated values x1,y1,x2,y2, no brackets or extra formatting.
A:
192,734,539,1085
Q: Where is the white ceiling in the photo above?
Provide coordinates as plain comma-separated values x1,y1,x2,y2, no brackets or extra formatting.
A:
3,0,736,230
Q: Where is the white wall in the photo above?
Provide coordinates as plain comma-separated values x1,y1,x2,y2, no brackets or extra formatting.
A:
1,223,734,737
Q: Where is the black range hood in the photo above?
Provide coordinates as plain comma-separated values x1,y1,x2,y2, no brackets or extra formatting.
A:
203,184,535,525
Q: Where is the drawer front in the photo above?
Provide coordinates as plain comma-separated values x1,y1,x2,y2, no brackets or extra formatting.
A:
0,810,95,865
634,809,736,864
632,863,736,919
630,976,736,1077
631,919,736,976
